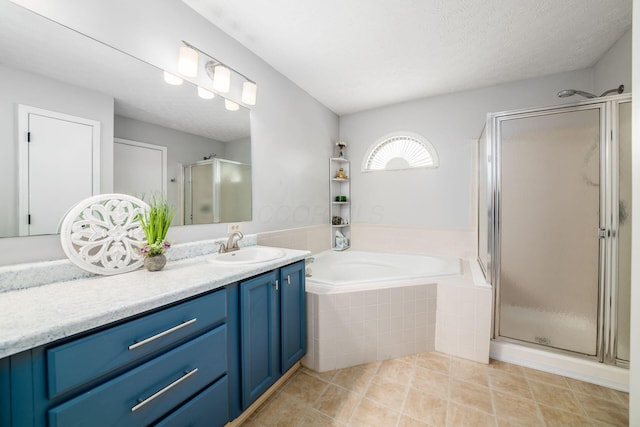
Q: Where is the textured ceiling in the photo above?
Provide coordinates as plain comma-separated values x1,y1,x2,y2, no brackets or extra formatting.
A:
1,1,250,143
183,0,632,115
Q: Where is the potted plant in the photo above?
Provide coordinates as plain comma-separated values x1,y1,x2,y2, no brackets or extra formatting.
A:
136,196,174,271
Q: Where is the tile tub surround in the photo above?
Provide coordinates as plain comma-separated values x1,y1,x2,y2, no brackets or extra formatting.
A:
304,284,438,372
242,353,629,427
0,245,308,359
304,258,492,372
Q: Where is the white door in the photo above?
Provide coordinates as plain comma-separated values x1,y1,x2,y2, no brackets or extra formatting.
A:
18,106,100,236
114,138,167,199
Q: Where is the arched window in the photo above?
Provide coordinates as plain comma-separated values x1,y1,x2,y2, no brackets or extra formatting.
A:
362,132,439,172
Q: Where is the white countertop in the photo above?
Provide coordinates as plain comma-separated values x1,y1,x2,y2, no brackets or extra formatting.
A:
0,246,309,359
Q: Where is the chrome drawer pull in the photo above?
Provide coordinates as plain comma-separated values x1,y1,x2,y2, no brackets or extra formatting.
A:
131,368,198,412
286,275,291,285
128,318,197,350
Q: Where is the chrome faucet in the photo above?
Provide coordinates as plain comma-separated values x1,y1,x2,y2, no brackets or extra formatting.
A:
224,231,243,252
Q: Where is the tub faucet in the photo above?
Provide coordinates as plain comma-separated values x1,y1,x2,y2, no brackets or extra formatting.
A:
225,231,244,252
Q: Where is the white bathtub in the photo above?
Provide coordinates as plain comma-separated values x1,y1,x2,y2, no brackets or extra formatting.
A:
303,250,474,372
306,250,462,293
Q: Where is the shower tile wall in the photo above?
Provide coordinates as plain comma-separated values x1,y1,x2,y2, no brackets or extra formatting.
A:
304,284,437,372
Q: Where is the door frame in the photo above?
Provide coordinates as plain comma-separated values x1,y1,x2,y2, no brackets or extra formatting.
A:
17,104,101,236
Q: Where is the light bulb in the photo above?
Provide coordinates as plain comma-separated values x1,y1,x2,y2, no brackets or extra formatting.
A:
197,87,215,99
213,65,231,93
225,99,239,111
241,81,257,105
163,71,183,85
178,46,198,77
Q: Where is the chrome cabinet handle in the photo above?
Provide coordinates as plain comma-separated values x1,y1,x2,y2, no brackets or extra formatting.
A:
128,318,197,350
274,280,279,291
131,368,198,412
286,275,291,285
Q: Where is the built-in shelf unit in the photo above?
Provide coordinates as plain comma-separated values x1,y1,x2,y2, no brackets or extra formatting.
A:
330,158,351,250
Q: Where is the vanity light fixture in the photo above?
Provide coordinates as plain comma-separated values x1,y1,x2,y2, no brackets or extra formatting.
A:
224,99,240,111
241,81,257,105
163,71,183,85
197,86,215,99
181,40,258,107
178,45,199,77
212,64,231,93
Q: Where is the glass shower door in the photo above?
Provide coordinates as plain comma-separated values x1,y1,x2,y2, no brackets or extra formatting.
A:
497,107,602,355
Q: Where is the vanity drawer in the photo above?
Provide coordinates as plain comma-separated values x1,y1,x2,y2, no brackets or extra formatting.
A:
48,325,227,427
47,289,226,399
154,375,229,427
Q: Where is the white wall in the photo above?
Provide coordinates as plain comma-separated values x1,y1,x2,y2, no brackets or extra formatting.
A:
0,0,338,265
339,68,594,229
594,29,632,95
225,137,251,165
0,64,114,238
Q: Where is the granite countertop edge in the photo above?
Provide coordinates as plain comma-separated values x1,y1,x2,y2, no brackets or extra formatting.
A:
0,247,310,359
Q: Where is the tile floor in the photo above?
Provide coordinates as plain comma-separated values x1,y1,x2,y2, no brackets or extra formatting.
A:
240,352,629,427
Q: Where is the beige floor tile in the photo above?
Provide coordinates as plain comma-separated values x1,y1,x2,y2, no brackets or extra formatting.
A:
521,367,568,388
395,353,418,366
253,393,308,426
491,390,544,426
609,388,630,409
538,404,593,427
331,365,376,394
447,402,496,427
397,415,431,427
528,380,584,414
350,397,401,426
449,380,493,414
301,366,339,383
487,359,524,377
312,384,361,423
451,358,490,388
566,377,620,402
487,369,533,400
573,392,629,426
415,352,451,376
280,371,329,404
411,365,450,399
298,408,344,426
365,374,409,409
402,387,448,426
376,358,416,385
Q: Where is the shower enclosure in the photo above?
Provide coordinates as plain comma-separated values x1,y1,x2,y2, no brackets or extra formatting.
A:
478,94,631,367
183,158,251,225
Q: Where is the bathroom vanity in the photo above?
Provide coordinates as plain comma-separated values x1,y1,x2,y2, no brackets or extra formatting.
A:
0,248,307,427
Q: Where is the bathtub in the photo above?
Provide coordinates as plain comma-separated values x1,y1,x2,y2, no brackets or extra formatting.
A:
303,250,486,372
306,250,462,293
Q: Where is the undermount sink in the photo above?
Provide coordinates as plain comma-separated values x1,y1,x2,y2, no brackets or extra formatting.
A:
206,246,286,265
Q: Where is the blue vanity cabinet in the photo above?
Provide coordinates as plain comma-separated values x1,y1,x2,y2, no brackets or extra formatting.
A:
240,269,280,408
280,261,306,373
0,287,236,427
240,260,306,409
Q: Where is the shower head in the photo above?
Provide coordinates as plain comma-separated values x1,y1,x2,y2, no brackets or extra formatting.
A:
557,89,597,99
557,84,625,99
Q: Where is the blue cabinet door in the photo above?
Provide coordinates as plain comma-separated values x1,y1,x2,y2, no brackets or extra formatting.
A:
240,270,279,408
280,261,306,373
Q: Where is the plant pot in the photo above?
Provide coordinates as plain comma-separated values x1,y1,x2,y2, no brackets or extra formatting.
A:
144,254,166,271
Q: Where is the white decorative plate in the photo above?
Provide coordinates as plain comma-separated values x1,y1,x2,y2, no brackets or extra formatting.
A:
60,194,149,275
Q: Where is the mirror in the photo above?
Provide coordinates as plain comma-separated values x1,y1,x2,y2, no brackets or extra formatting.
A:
0,1,252,238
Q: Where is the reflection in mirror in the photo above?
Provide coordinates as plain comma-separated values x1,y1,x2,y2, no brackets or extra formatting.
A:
0,0,252,238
